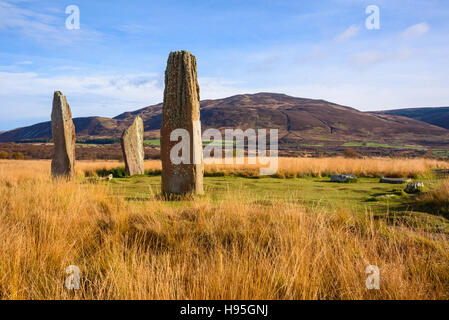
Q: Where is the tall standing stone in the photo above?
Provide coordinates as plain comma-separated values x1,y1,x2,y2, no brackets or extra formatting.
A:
161,51,204,194
121,116,145,176
51,91,76,179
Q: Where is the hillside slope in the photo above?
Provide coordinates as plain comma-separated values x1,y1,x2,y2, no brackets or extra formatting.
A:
1,93,448,149
0,117,131,142
376,107,449,130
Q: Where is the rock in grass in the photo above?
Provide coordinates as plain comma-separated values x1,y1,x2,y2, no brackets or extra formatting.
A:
374,194,397,200
84,174,113,184
380,177,411,184
51,91,76,179
404,181,424,194
121,116,145,176
161,51,204,195
330,174,358,183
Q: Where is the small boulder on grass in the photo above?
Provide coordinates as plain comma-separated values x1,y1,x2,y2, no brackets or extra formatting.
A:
380,177,411,184
404,182,424,194
330,174,358,183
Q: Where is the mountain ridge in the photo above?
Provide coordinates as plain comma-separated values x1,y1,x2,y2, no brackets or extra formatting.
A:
1,93,448,150
376,107,449,130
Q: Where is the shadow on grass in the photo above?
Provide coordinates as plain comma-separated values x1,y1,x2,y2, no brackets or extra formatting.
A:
396,201,449,220
371,190,449,221
156,193,207,202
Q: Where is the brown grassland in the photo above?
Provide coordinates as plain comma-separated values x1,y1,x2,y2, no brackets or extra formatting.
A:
0,158,448,299
79,156,449,178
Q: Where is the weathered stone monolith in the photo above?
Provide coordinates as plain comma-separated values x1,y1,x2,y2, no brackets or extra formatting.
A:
161,51,204,194
121,116,145,176
51,91,76,179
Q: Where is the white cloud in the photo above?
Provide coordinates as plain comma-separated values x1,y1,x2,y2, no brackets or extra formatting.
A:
0,71,251,126
0,71,164,122
199,77,249,99
401,22,430,39
0,0,101,45
351,51,384,66
1,65,449,130
247,55,280,73
334,25,359,42
115,24,159,35
264,82,449,111
0,72,159,96
349,47,422,69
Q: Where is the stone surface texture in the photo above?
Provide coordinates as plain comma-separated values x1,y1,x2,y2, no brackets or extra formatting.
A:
51,91,76,179
121,116,145,176
161,51,204,194
330,174,358,183
380,177,412,184
405,181,424,194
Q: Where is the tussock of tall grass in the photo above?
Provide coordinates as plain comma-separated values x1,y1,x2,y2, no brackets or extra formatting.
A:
0,160,448,299
75,157,449,179
416,179,449,218
275,157,449,178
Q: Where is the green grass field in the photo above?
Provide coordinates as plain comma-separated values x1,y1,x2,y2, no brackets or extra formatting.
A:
433,149,449,158
144,139,236,147
342,142,427,150
143,139,161,146
104,174,449,233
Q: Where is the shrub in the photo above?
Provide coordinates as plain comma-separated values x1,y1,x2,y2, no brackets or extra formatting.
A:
415,179,449,218
0,151,8,159
83,169,98,178
145,169,162,176
343,148,360,158
96,167,127,178
11,152,25,160
423,150,435,159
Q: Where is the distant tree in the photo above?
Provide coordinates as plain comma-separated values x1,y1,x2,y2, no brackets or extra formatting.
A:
0,151,8,159
343,148,360,159
423,149,435,159
11,152,25,160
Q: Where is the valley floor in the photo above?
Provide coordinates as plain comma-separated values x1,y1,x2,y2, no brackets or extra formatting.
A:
0,159,448,299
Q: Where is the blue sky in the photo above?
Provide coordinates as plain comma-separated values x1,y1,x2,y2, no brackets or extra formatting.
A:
0,0,448,130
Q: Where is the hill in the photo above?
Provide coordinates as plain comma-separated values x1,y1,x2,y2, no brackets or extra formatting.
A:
1,93,449,151
0,117,130,143
376,107,449,130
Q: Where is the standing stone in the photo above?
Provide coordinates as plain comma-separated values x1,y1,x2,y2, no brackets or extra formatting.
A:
161,51,204,194
51,91,76,179
121,116,145,176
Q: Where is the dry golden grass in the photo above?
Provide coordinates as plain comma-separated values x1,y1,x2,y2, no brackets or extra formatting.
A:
275,157,449,178
0,159,448,300
75,157,449,178
416,178,449,217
